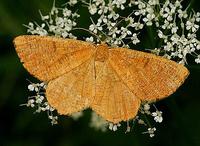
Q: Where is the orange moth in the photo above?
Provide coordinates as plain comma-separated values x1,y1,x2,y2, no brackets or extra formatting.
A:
14,35,189,123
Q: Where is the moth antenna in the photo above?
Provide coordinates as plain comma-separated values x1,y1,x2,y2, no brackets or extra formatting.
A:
72,27,102,43
109,10,135,33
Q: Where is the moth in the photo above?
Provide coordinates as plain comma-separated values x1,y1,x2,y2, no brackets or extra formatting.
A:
14,35,189,123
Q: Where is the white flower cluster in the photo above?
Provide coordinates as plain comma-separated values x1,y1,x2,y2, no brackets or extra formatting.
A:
84,0,142,47
25,0,79,39
140,103,163,123
133,103,163,137
28,82,46,92
108,123,121,131
71,111,83,120
152,111,163,123
153,0,200,64
143,127,157,137
21,81,58,125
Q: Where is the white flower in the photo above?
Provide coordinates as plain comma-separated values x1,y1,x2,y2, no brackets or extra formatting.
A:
138,119,145,125
109,123,121,131
112,125,117,131
144,103,150,111
39,82,45,87
28,83,39,92
151,48,160,55
25,80,58,125
86,36,94,42
134,11,140,16
131,22,144,30
68,0,77,5
28,84,34,91
51,6,58,15
63,8,71,17
71,111,83,120
186,20,199,32
158,30,164,38
89,4,97,15
148,0,159,5
171,25,178,34
35,95,44,104
109,123,113,130
31,24,48,36
112,0,126,10
27,99,35,107
195,55,200,63
195,12,200,22
89,24,97,33
131,33,140,44
152,111,163,123
178,9,188,18
49,115,58,125
143,127,156,137
90,112,108,132
148,127,156,137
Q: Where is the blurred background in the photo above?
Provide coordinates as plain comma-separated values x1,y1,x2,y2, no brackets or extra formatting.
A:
0,0,200,146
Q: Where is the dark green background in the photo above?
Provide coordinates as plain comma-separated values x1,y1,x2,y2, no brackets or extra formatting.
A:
0,0,200,146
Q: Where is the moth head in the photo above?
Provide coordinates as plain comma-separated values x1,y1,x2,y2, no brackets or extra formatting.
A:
95,43,109,62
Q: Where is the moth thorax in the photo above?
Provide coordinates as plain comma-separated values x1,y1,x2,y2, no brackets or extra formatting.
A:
95,43,109,62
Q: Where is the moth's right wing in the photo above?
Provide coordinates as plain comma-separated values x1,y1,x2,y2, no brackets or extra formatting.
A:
14,35,96,81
